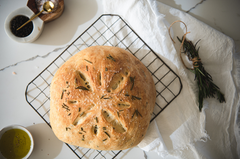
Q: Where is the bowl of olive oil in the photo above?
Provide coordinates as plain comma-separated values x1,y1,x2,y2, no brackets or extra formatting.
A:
0,125,34,159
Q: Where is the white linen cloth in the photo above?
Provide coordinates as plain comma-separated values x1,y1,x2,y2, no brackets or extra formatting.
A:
102,0,240,159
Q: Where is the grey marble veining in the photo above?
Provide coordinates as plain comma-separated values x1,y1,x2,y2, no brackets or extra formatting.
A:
186,0,206,13
143,151,148,159
0,45,68,71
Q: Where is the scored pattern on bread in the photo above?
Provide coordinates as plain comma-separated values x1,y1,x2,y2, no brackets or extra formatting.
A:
107,73,127,93
75,71,91,91
72,104,96,126
50,46,156,150
102,109,126,133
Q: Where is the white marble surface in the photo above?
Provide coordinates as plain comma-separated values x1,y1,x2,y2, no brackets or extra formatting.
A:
0,0,239,159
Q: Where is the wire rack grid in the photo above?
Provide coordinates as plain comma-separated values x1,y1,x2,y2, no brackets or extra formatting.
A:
25,14,182,159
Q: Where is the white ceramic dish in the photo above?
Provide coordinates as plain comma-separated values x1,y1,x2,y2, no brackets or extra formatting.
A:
4,6,44,43
0,125,34,159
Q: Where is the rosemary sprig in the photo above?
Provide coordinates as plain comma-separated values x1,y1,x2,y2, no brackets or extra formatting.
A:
117,111,119,117
75,86,89,91
103,97,112,99
100,94,106,99
177,36,226,111
130,76,135,90
61,89,66,99
118,103,130,107
107,54,116,61
104,131,110,138
84,59,92,64
62,103,70,112
94,125,98,134
132,109,142,118
81,127,86,133
131,95,141,100
68,100,77,104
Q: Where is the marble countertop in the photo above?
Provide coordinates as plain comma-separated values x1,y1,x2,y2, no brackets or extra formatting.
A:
0,0,239,159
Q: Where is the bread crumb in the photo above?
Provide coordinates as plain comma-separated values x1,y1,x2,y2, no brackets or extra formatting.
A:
12,72,17,75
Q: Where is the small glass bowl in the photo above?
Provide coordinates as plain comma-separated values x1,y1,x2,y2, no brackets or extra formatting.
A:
4,6,44,43
0,125,34,159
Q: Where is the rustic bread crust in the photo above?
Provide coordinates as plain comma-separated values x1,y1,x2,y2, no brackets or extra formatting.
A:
50,46,156,150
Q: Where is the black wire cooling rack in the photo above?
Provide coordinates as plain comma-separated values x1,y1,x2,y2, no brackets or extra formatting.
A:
25,14,182,159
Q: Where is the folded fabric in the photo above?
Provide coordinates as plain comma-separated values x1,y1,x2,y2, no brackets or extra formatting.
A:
102,0,240,158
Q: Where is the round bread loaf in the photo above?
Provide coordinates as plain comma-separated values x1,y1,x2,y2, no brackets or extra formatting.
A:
50,46,156,150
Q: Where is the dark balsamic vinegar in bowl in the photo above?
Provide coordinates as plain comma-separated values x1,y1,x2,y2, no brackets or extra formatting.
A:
10,15,33,37
4,6,44,43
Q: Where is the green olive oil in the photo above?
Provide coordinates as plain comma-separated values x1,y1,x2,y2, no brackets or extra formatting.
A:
0,129,31,159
